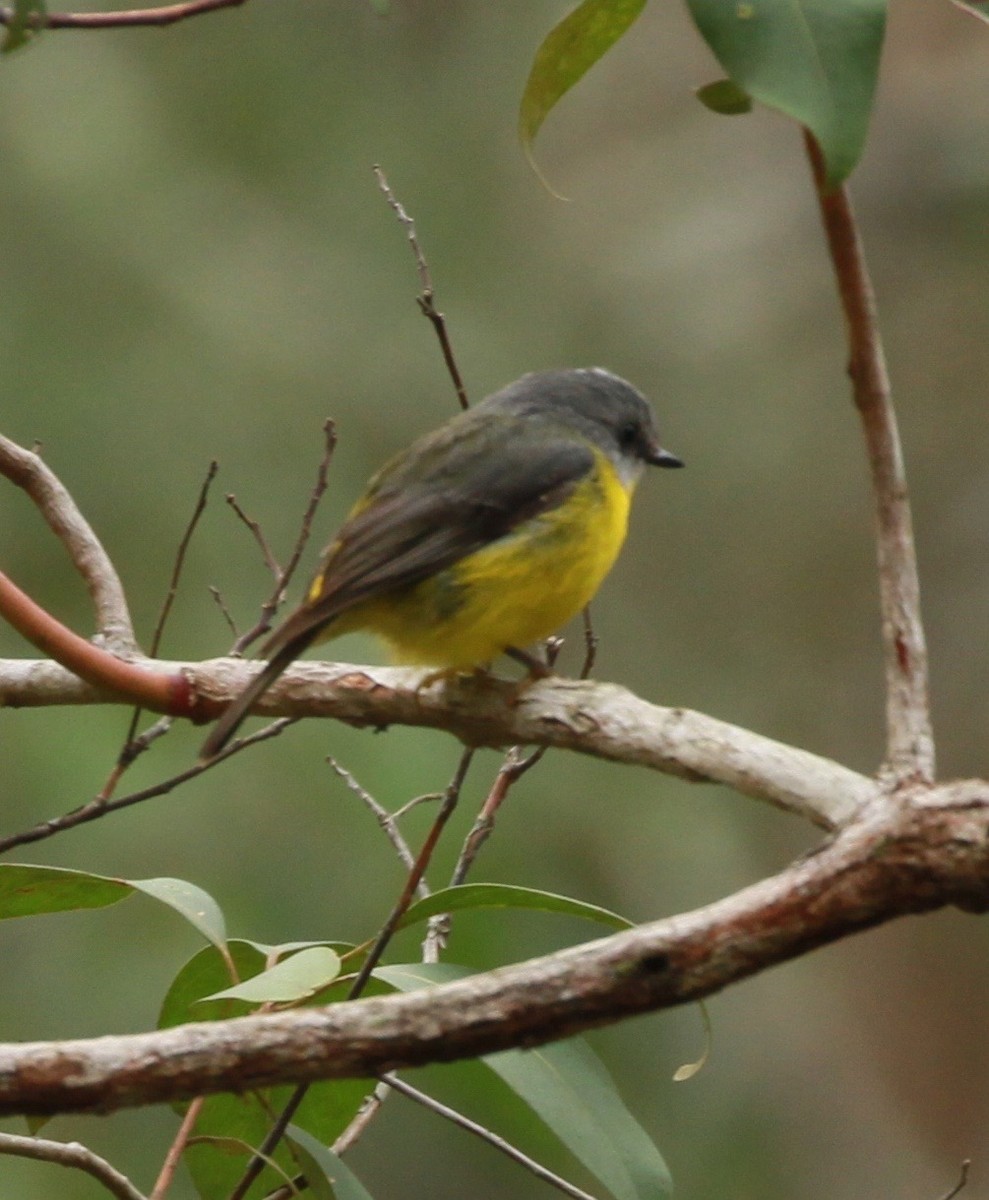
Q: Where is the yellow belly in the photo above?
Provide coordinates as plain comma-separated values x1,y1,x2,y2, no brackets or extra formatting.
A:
335,454,632,668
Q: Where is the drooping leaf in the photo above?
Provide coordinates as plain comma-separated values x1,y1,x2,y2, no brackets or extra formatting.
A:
398,883,633,933
672,1001,713,1081
519,0,647,160
129,876,228,954
377,962,670,1199
487,1040,672,1200
685,0,887,185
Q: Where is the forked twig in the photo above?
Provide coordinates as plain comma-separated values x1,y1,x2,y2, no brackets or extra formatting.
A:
0,434,136,647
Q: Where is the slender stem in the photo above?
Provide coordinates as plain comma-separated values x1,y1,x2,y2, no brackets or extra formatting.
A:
803,130,934,786
150,1096,204,1200
383,1073,599,1200
0,0,246,29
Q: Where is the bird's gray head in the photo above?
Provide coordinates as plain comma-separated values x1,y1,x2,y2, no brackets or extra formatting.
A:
488,367,683,485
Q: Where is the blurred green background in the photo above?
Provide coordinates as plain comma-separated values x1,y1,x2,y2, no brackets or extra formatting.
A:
1,2,988,1197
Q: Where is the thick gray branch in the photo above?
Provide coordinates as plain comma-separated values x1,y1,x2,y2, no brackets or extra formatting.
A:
1,779,986,1118
0,657,876,829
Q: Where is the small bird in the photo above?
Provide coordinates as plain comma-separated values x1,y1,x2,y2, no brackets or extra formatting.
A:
200,367,682,758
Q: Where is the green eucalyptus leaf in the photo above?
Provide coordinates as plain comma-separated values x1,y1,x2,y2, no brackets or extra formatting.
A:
685,0,886,185
398,883,633,932
487,1040,672,1199
201,946,342,1004
129,876,228,952
377,962,670,1198
519,0,647,157
0,864,131,918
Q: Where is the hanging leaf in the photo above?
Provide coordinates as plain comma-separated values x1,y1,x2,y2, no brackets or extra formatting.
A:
685,0,887,186
129,877,228,954
160,942,371,1200
519,0,647,171
487,1040,672,1199
378,962,670,1199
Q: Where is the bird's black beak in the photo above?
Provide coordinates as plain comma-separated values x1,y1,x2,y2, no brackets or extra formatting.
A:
647,445,684,469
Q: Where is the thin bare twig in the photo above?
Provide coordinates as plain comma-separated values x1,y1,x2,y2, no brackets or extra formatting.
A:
373,165,469,410
0,1131,147,1200
938,1159,972,1200
383,1073,599,1200
0,718,295,856
150,462,219,660
328,757,428,896
228,418,337,655
225,494,282,581
0,0,246,30
0,434,135,647
580,605,598,679
117,460,219,767
803,130,934,787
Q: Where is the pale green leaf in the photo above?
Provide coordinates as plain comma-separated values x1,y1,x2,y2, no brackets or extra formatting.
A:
951,0,989,22
129,876,228,952
201,946,342,1004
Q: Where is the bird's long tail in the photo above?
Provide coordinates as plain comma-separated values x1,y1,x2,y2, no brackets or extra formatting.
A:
199,631,317,761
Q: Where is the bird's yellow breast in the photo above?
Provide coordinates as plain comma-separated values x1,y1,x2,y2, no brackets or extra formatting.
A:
336,450,633,668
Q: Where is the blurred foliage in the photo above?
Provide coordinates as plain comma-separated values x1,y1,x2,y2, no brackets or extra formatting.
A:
1,2,989,1199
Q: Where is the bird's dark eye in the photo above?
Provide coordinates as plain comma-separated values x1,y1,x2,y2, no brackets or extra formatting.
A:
618,421,639,448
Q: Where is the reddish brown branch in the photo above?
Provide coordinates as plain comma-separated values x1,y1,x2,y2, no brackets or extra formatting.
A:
0,569,190,714
803,131,934,786
0,0,245,30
